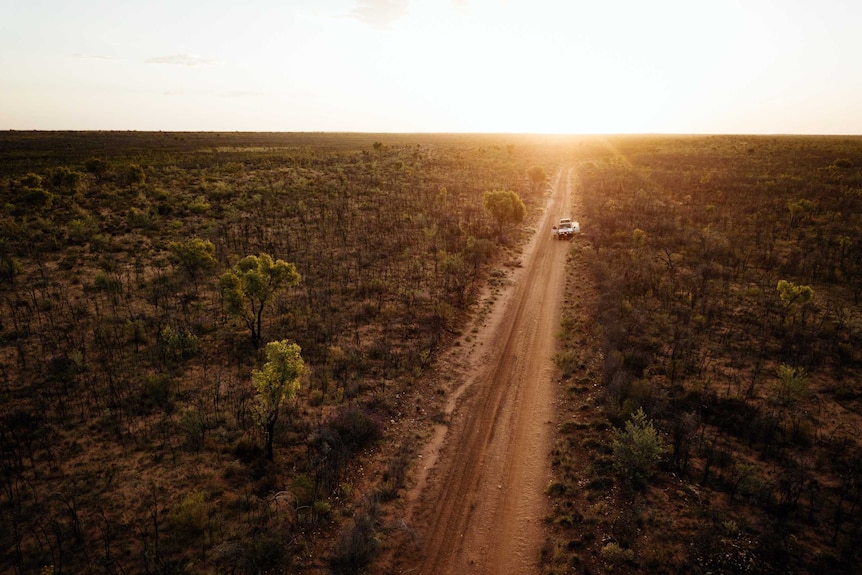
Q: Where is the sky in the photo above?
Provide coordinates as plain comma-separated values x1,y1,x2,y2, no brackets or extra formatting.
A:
1,0,861,134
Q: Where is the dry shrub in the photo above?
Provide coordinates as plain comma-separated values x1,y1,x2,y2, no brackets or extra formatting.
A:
326,405,383,453
329,511,378,575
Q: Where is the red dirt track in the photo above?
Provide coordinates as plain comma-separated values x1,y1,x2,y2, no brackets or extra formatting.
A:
394,168,575,574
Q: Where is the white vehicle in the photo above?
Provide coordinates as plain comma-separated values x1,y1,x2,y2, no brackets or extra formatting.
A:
552,218,580,240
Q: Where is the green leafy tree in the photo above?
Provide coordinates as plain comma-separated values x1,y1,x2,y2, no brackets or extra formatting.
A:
253,340,305,460
218,253,300,347
777,279,814,307
613,407,664,488
168,238,217,290
483,189,526,235
777,279,814,325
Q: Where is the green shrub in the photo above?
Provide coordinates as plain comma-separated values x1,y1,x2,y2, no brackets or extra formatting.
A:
313,499,332,520
170,490,209,543
187,195,211,214
309,388,325,406
19,172,43,188
135,374,175,415
123,163,146,186
612,408,664,488
546,480,569,497
51,166,83,190
67,216,99,244
19,187,54,210
554,350,579,378
126,206,151,228
159,325,200,363
601,542,635,565
771,364,809,406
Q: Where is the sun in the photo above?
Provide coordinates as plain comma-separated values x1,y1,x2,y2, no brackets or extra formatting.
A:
373,1,670,133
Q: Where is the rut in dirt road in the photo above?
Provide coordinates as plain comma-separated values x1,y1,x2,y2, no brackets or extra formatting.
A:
409,168,575,575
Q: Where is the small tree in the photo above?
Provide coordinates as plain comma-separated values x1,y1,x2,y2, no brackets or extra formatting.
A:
0,253,22,286
483,189,526,236
168,238,217,291
218,253,300,347
253,340,305,460
526,165,547,194
777,279,814,307
771,364,809,406
777,279,814,325
632,228,647,247
787,198,816,228
613,408,664,488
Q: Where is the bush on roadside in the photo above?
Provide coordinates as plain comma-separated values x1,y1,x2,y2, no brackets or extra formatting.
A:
612,408,664,488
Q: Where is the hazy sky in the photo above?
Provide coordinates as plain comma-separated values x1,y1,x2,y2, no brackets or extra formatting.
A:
2,0,860,133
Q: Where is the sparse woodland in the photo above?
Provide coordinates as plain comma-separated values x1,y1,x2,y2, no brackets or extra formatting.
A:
0,132,550,574
547,136,862,574
2,133,861,574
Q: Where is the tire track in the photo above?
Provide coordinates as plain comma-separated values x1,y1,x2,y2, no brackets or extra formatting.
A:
405,168,574,574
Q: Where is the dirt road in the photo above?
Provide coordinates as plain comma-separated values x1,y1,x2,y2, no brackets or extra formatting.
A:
396,168,575,574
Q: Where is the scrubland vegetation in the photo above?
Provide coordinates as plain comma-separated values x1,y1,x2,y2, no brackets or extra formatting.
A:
547,135,862,574
1,132,861,574
0,131,550,574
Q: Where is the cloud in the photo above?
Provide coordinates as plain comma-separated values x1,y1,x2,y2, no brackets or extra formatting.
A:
146,54,211,66
351,0,410,29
